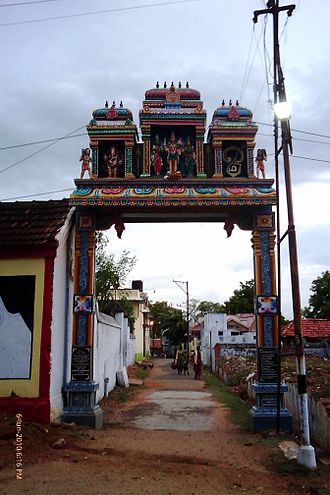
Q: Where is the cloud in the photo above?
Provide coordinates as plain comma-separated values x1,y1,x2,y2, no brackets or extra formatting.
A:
0,0,329,319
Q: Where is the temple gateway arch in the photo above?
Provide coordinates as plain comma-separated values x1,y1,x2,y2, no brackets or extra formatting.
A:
65,83,292,432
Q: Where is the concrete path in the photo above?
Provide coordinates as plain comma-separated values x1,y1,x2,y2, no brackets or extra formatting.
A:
1,359,328,495
124,359,217,431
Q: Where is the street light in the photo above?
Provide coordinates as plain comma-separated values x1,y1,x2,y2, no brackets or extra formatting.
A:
274,101,291,120
254,0,316,469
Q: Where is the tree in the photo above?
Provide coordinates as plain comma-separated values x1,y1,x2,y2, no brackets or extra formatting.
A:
196,300,225,317
303,270,330,318
95,232,137,315
150,301,185,346
221,279,255,314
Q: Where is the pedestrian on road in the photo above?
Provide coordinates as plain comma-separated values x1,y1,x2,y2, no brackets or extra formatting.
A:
194,345,202,380
183,350,189,375
176,345,184,375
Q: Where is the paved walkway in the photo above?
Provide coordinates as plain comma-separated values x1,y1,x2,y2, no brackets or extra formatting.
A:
124,359,217,431
1,359,327,495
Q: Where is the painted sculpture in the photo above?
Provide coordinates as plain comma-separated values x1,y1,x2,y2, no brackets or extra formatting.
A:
103,146,123,178
184,136,196,177
151,135,163,176
80,148,93,179
166,131,181,177
255,148,267,179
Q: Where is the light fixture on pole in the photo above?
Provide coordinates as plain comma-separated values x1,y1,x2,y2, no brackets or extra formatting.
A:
274,101,291,120
253,0,316,469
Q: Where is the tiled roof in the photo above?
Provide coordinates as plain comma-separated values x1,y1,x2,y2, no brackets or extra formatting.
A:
0,199,72,248
190,321,204,332
282,319,330,338
227,313,256,331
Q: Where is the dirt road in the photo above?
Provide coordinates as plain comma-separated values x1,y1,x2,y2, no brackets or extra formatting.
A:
0,360,329,494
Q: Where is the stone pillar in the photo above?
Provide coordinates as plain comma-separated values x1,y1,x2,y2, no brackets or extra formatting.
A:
196,126,206,177
125,144,135,178
141,125,151,177
212,143,223,178
250,216,292,432
90,142,98,177
247,142,255,177
62,210,103,428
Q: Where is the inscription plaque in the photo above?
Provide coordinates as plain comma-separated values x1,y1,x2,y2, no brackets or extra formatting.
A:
71,346,91,381
260,394,279,408
259,347,278,383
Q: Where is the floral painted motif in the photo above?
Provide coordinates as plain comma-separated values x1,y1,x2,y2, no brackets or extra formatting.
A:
163,187,186,194
74,187,93,196
134,187,154,195
194,187,216,194
101,187,125,195
225,187,249,194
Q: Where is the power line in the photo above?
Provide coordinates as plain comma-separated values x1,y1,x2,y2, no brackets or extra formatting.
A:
0,187,72,201
239,25,255,102
0,132,87,151
0,0,198,27
292,155,330,164
240,24,264,102
0,125,85,175
258,132,330,146
256,121,330,140
0,0,58,6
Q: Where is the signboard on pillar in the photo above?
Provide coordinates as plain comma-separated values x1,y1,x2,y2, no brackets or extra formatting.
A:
71,346,91,381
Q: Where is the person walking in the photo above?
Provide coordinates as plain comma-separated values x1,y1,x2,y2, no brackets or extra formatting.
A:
194,345,202,380
175,345,184,375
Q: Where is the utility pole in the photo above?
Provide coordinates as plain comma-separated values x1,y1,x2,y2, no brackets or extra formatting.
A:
173,280,190,359
253,0,316,469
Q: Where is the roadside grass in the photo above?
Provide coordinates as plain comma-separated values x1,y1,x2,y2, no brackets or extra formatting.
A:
203,370,250,431
134,366,151,380
203,370,294,447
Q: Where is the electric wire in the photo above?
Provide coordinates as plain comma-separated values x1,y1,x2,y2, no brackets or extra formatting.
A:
0,0,58,6
0,125,85,175
0,132,87,151
256,121,330,140
239,25,264,102
239,25,255,103
0,187,73,201
0,0,198,27
257,132,330,146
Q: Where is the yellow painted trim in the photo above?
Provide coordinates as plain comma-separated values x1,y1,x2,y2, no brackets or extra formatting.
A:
0,258,45,397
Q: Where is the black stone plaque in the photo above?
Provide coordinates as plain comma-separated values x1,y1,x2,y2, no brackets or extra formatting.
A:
258,347,278,383
71,346,91,381
260,394,279,408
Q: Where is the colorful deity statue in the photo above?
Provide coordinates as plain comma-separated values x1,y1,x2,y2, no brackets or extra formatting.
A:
151,144,163,175
79,147,92,179
104,146,123,178
184,136,196,176
151,134,163,176
255,148,267,179
166,131,181,176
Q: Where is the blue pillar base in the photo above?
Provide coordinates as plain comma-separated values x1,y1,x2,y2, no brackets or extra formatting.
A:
249,406,292,433
62,380,104,429
249,382,292,433
62,405,104,428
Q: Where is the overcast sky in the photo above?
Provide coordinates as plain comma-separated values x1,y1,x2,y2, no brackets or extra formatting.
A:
1,0,329,319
